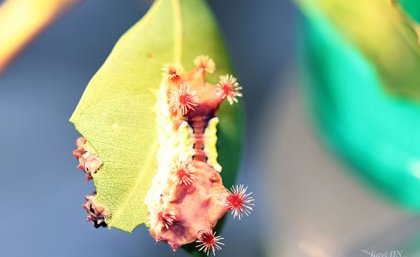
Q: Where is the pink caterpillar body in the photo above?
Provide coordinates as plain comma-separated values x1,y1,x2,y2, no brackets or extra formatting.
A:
73,56,254,256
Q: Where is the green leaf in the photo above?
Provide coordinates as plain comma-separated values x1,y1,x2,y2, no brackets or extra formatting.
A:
297,0,420,100
70,0,243,233
400,0,420,22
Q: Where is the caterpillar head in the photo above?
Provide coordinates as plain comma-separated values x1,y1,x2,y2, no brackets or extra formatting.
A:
164,56,242,127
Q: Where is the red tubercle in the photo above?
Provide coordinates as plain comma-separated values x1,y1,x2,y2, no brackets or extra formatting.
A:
168,84,199,116
224,184,255,220
157,210,176,230
217,74,243,105
73,149,85,158
169,160,197,187
77,162,85,171
73,137,102,181
76,137,87,148
83,192,110,228
194,55,216,76
196,231,224,256
168,241,179,252
155,234,163,243
162,64,182,82
73,138,87,158
85,174,93,182
87,214,94,222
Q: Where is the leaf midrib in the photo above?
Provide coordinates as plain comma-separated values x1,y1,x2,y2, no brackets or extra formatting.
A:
172,0,183,64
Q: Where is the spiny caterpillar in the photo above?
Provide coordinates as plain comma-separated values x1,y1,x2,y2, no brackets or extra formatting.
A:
73,55,254,256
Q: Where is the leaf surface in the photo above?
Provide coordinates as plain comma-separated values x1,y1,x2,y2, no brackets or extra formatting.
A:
298,0,420,99
70,0,243,232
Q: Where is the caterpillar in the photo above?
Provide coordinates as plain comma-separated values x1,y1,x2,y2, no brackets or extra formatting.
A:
73,55,254,256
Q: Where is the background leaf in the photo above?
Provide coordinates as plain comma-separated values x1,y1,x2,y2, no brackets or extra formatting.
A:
400,0,420,22
297,0,420,100
70,0,243,233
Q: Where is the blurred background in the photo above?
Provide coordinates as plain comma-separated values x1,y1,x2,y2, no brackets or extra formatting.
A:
1,0,420,257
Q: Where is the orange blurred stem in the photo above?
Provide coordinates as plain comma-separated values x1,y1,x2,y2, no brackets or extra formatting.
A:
0,0,80,73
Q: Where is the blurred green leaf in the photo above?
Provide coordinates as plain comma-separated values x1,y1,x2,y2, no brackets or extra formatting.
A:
400,0,420,22
70,0,242,233
298,0,420,99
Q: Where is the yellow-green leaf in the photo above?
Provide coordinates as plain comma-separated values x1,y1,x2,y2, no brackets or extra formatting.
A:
70,0,243,233
297,0,420,99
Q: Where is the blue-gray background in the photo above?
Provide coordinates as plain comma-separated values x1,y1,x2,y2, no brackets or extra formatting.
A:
0,0,295,256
